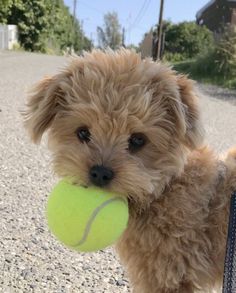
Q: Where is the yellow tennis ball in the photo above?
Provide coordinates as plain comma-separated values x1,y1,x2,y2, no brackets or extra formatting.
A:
46,179,129,252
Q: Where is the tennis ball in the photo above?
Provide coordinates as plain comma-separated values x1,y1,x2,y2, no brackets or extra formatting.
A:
46,179,129,252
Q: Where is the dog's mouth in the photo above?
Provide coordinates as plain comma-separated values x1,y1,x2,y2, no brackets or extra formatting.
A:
70,176,146,206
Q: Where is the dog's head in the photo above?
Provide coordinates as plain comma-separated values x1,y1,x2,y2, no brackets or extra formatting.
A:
24,49,203,208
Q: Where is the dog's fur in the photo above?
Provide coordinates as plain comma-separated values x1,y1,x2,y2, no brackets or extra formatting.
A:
24,49,236,292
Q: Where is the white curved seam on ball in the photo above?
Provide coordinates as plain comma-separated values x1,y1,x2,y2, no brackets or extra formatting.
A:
71,197,126,247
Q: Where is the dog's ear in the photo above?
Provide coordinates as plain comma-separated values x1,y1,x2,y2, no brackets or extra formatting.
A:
176,74,204,149
23,75,67,143
150,71,204,150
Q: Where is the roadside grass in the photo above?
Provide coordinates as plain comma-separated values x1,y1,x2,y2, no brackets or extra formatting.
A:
173,59,236,89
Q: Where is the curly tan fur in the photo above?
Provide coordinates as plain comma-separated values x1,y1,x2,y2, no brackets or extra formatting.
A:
24,49,236,293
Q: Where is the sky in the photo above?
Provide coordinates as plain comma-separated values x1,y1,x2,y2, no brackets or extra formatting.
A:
64,0,209,46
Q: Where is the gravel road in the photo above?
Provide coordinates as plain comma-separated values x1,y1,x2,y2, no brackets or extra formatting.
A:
0,51,236,293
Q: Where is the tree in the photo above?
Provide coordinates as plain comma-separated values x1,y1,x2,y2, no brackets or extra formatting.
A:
164,21,214,60
0,0,53,51
47,1,92,53
0,0,92,53
97,12,122,50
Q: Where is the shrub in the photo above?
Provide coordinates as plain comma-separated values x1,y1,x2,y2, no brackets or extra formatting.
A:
163,21,214,61
192,25,236,80
214,26,236,78
173,26,236,89
163,52,186,62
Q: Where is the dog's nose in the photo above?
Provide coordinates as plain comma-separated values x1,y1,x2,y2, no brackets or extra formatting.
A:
89,165,114,187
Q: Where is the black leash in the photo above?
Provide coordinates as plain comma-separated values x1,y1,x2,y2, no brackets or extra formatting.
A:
223,191,236,293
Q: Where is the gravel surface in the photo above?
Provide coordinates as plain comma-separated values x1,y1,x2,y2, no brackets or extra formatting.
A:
0,51,236,293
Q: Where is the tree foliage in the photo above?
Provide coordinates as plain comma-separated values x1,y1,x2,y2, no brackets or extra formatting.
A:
0,0,92,53
163,21,214,60
191,25,236,79
214,25,236,77
97,12,122,50
174,25,236,89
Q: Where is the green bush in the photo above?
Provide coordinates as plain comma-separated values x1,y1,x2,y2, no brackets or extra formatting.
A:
163,21,214,61
163,52,186,62
12,42,23,51
192,26,236,80
0,0,92,53
173,26,236,89
214,26,236,78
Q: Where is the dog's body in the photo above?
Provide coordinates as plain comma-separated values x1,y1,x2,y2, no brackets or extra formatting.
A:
118,147,236,292
24,49,236,292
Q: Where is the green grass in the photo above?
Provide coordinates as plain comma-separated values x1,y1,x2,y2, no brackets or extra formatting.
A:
173,59,236,89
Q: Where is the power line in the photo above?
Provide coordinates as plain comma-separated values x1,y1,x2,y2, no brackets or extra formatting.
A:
65,0,150,46
78,0,147,31
131,0,149,28
135,0,152,26
128,0,151,31
79,0,104,15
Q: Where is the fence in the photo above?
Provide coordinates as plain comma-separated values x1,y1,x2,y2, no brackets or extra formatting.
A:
0,25,18,50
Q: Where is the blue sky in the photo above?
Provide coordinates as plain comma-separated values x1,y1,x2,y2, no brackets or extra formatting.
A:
64,0,209,45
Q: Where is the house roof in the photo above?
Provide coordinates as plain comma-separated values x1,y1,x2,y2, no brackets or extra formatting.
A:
196,0,236,19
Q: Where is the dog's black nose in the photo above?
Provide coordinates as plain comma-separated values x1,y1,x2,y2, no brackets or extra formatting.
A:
89,165,114,187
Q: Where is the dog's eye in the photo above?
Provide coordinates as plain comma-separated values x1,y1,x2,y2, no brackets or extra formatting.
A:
76,127,91,143
128,133,146,152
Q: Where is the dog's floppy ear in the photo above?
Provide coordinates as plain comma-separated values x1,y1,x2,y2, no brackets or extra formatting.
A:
177,74,204,149
24,75,67,143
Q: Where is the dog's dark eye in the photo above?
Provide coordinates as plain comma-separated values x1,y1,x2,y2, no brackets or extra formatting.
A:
76,127,91,143
128,133,146,152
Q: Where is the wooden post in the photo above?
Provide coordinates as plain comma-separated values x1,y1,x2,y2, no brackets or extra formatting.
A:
156,0,164,60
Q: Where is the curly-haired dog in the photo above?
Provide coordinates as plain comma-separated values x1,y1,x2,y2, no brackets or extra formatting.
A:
24,49,236,293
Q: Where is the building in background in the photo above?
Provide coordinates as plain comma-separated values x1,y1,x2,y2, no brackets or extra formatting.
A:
140,0,236,59
196,0,236,32
140,28,165,59
140,31,153,58
0,25,18,50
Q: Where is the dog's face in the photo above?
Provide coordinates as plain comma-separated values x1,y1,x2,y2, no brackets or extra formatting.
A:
24,49,203,208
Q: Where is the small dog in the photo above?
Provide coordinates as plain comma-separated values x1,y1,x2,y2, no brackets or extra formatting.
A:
24,49,236,293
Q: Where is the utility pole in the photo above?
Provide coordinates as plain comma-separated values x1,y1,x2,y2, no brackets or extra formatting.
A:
73,0,77,21
122,27,125,47
81,19,84,50
154,0,164,60
72,0,77,53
